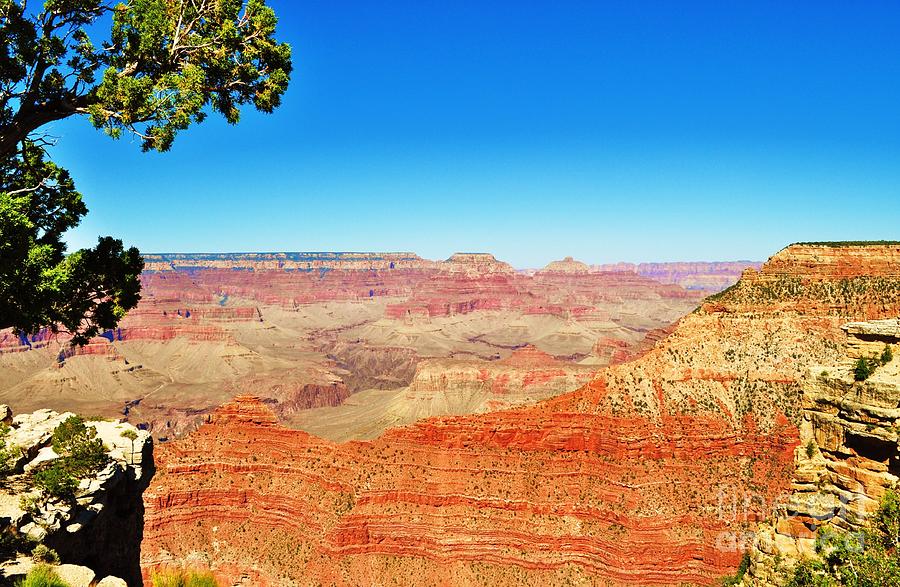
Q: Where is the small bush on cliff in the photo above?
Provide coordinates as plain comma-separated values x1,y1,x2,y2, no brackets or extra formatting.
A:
882,344,894,365
31,416,109,499
32,465,78,499
785,559,833,587
151,569,219,587
120,429,138,465
15,564,70,587
853,357,876,382
51,417,107,476
0,423,17,478
853,347,894,382
806,440,817,459
30,544,59,564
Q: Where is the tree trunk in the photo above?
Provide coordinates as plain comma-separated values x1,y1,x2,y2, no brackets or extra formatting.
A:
0,101,85,157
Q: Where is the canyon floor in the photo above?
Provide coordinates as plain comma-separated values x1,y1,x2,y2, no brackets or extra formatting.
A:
0,253,749,442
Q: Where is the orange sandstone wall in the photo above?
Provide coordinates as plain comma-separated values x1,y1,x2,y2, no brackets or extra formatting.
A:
137,244,900,585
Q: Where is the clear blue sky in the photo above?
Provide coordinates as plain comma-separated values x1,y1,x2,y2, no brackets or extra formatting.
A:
54,0,900,268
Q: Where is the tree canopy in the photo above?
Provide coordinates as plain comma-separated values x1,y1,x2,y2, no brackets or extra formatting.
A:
0,0,292,343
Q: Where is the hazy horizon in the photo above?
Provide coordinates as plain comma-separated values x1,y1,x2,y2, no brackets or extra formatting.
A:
140,249,765,269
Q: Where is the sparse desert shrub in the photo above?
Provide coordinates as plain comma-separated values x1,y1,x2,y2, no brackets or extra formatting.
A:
853,357,876,382
0,528,29,559
805,440,816,459
32,416,109,499
151,569,219,587
120,429,138,464
881,344,894,365
32,464,78,499
785,558,833,587
30,544,59,564
51,416,107,475
15,564,70,587
853,347,894,382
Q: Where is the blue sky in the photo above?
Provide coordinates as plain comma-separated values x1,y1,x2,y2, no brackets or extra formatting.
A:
54,0,900,267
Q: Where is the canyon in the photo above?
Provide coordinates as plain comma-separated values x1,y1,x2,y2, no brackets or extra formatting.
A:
0,253,736,442
139,243,900,585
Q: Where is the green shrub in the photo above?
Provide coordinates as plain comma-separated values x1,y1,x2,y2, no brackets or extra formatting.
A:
785,558,834,587
805,440,816,459
151,569,219,587
881,344,894,365
32,416,110,499
873,489,900,547
32,464,78,499
853,357,876,381
120,429,138,464
0,423,17,477
30,544,59,564
15,564,70,587
50,416,107,476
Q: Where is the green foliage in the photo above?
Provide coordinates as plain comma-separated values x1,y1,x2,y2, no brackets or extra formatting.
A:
720,552,750,586
806,440,816,459
853,348,893,382
783,490,900,586
0,0,292,153
15,564,70,587
151,569,219,587
0,526,30,559
0,0,291,342
32,463,78,498
785,558,835,587
0,423,17,477
50,416,107,474
30,544,59,564
121,428,138,463
32,416,108,498
873,490,900,549
0,141,144,344
854,357,876,382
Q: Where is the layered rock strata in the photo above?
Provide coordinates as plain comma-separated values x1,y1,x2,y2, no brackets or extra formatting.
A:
745,318,900,585
142,244,900,585
595,261,763,292
0,252,705,441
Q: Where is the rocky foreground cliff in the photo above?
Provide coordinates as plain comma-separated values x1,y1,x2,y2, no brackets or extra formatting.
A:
743,317,900,584
0,406,152,585
138,243,900,586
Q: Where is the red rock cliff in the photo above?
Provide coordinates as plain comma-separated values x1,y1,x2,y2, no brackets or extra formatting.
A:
138,244,900,585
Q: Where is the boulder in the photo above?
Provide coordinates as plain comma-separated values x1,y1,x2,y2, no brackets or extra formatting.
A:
54,564,95,587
